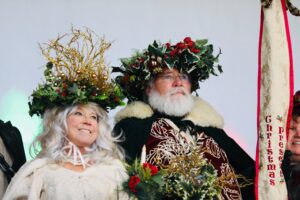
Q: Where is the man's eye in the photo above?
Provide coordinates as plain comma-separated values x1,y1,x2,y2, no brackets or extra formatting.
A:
163,75,174,80
180,74,189,80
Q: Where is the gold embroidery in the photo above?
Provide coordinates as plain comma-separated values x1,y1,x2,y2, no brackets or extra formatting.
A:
147,118,242,200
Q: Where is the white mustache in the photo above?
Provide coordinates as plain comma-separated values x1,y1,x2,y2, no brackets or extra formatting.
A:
148,88,194,117
167,87,188,96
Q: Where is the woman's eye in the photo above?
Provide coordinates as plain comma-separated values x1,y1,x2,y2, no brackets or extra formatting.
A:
91,115,98,120
74,111,82,116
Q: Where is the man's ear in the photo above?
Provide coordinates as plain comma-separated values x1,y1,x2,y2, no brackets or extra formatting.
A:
146,79,155,96
146,86,151,96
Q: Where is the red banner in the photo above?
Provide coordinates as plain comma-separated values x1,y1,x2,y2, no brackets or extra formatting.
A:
256,0,294,199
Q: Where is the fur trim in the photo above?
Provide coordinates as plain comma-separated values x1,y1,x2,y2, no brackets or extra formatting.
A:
114,97,224,128
114,101,153,123
3,158,52,200
184,97,224,128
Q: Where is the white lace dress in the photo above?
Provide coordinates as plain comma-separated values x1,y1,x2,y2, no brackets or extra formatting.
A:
3,158,128,200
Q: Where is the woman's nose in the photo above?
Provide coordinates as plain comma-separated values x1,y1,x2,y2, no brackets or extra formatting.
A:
295,126,300,136
82,115,92,125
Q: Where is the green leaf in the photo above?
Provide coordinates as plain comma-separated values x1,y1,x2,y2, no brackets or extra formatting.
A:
97,94,108,100
129,75,136,82
148,44,164,57
195,39,208,47
152,174,164,186
112,66,125,73
217,65,223,73
164,57,176,68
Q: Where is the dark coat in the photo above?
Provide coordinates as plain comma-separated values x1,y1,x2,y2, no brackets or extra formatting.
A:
282,150,300,200
114,99,255,200
0,120,26,183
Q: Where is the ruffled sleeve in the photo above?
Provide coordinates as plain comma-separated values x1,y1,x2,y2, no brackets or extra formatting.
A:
3,159,48,200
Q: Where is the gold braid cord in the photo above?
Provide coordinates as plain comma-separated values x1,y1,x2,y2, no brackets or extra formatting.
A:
286,0,300,16
261,0,300,16
261,0,273,8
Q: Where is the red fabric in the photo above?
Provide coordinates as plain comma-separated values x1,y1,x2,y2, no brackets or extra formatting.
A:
280,0,294,143
255,8,264,199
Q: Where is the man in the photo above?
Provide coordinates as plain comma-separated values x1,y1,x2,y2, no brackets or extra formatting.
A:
283,90,300,200
113,37,255,199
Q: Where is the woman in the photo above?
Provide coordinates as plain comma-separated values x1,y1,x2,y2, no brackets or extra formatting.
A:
4,103,127,200
284,90,300,200
286,91,300,162
3,27,128,200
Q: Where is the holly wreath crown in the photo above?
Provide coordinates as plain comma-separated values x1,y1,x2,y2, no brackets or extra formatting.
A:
112,37,223,102
28,27,124,117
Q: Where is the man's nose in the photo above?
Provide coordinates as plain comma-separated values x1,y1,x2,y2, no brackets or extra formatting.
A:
172,76,183,87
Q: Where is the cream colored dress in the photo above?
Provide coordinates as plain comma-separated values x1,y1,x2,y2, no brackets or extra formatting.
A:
3,158,128,200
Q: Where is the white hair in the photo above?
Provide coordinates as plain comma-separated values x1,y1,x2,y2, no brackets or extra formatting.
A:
30,102,124,164
148,87,194,117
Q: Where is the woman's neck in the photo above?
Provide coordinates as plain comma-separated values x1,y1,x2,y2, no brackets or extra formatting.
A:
63,162,85,172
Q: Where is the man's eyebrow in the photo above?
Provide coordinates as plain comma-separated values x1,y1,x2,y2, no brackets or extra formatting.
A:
163,72,173,75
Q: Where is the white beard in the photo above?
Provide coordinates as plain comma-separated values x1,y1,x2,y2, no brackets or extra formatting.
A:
148,87,194,117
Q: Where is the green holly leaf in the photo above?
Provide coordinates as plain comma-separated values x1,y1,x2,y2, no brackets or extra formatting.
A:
148,43,164,57
195,39,208,47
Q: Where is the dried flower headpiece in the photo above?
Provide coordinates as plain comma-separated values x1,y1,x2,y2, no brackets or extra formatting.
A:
29,27,124,116
112,37,222,102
